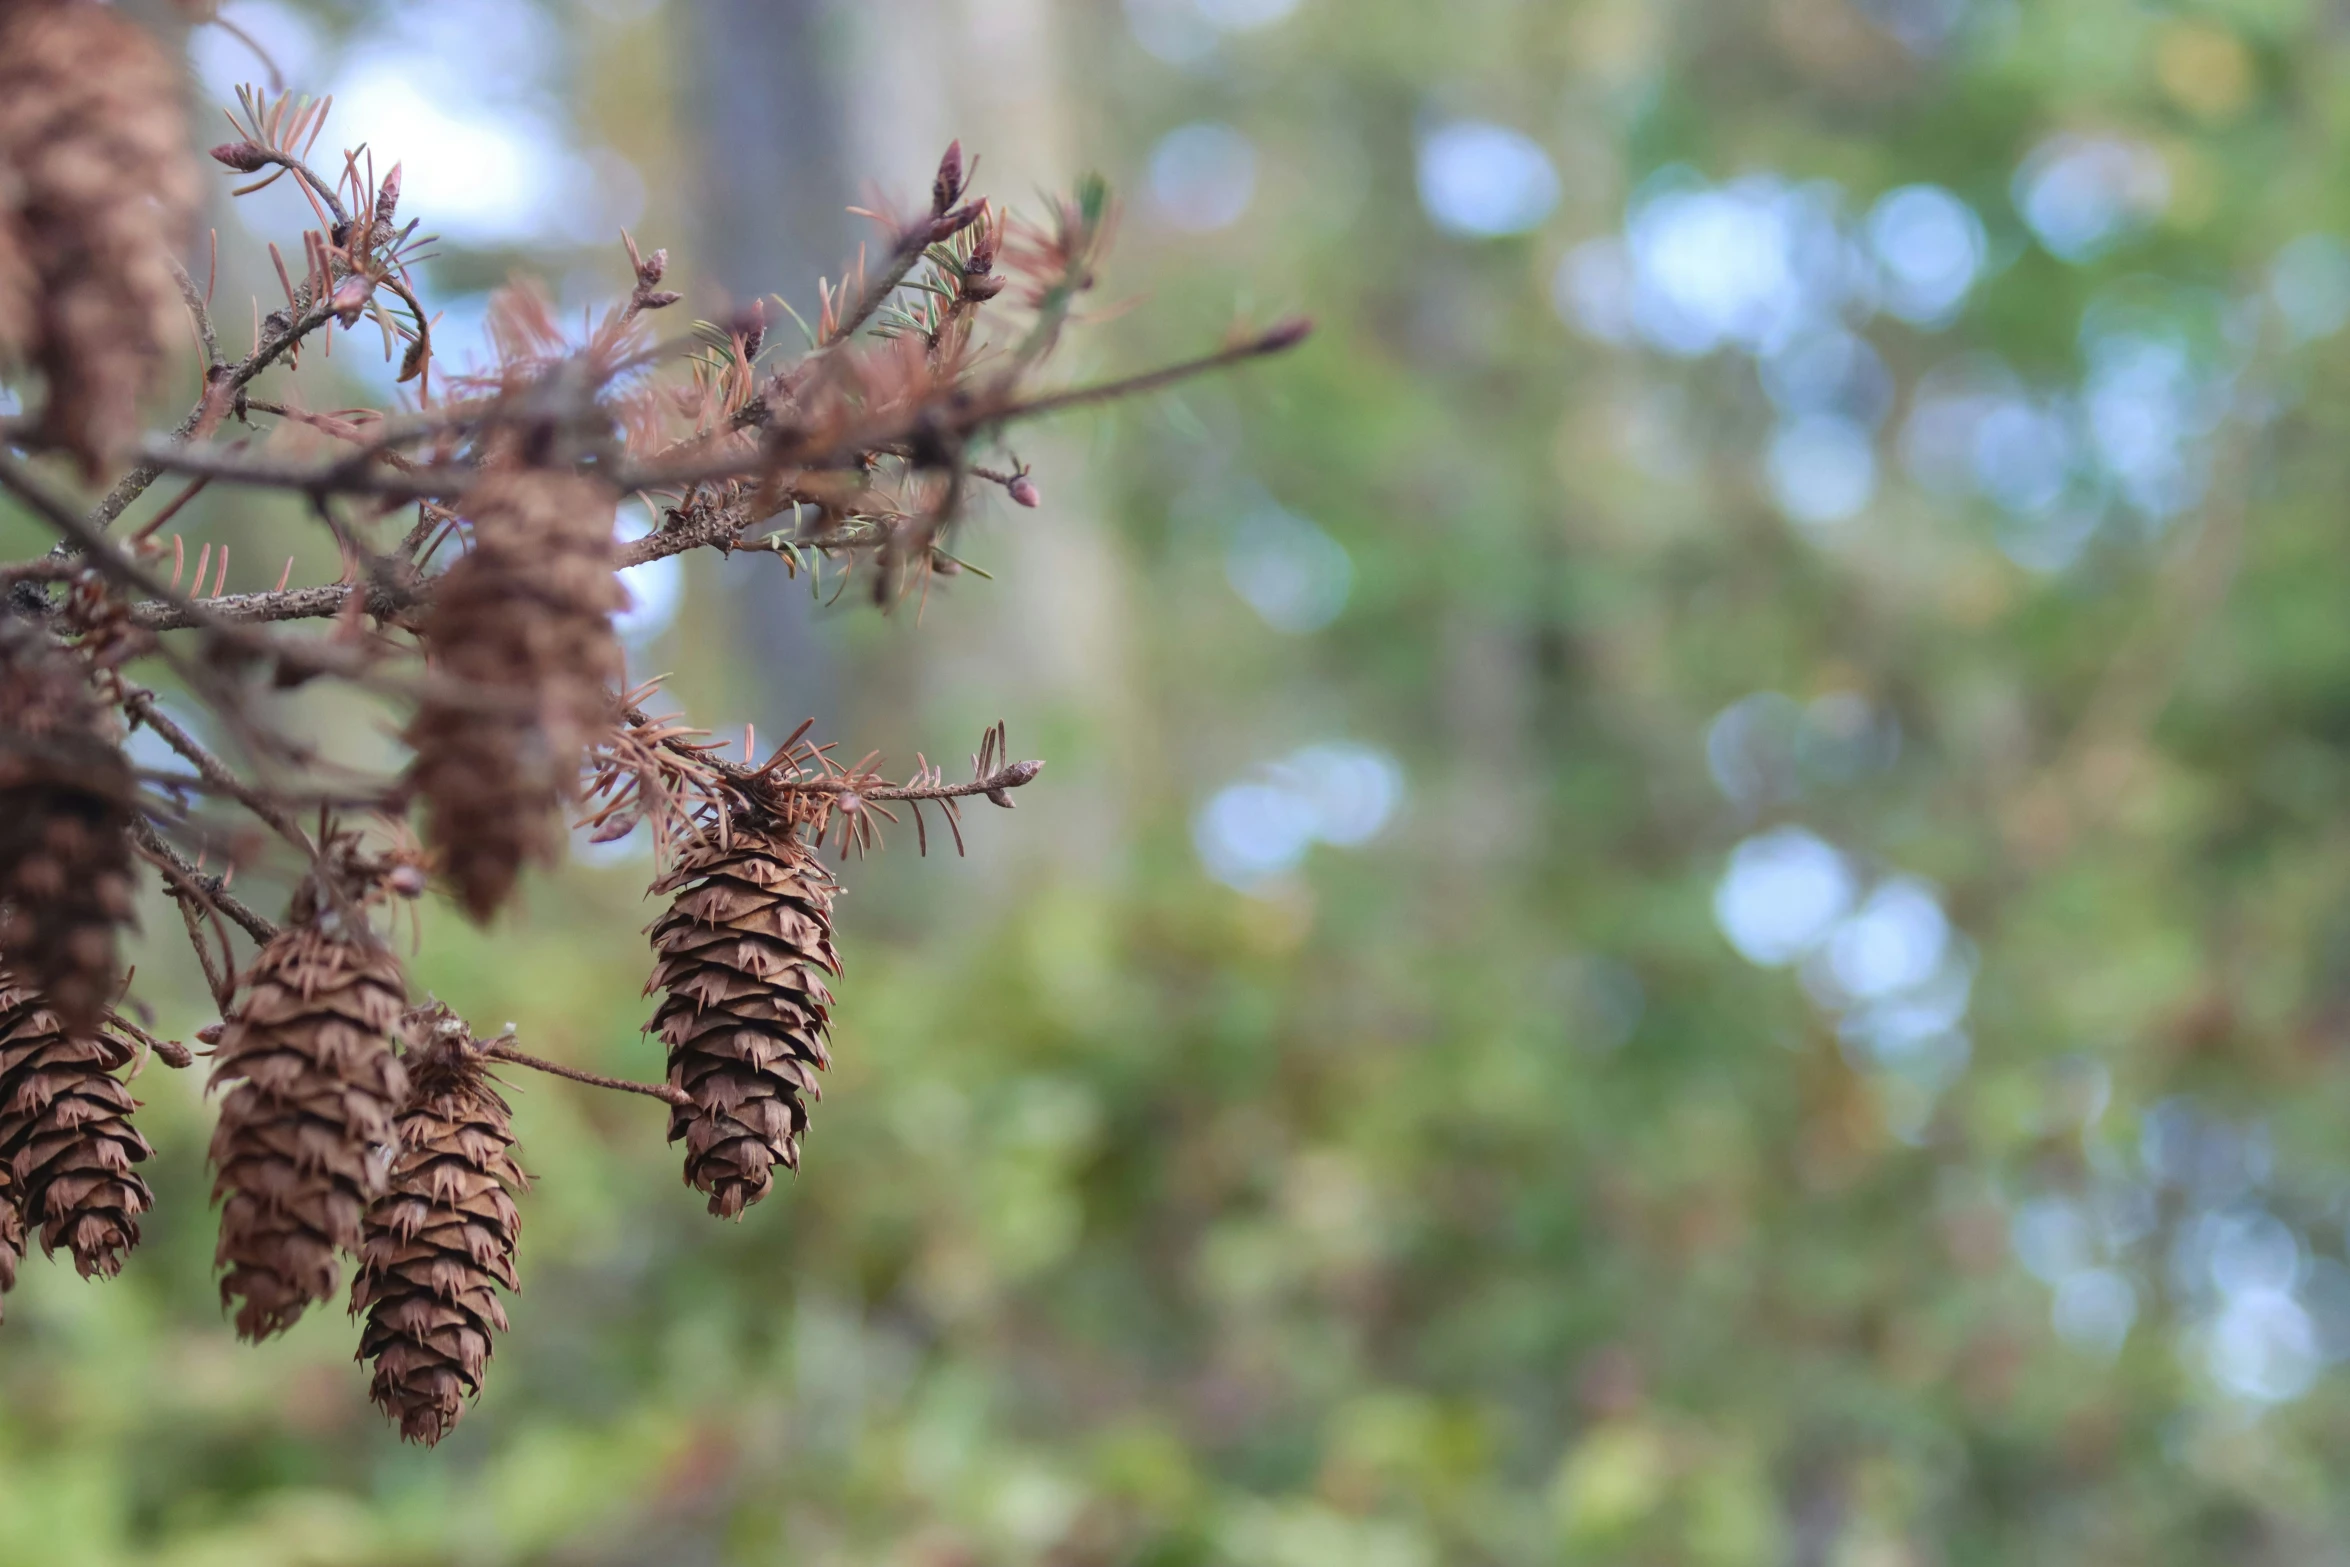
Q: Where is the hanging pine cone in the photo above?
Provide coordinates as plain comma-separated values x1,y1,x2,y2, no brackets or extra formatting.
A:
645,825,840,1217
352,1006,524,1446
0,617,136,1037
405,471,626,923
209,915,408,1340
0,0,199,477
0,973,152,1279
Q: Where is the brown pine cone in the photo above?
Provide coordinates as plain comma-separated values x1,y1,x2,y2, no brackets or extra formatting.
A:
352,1007,524,1446
645,825,840,1217
406,471,626,923
0,974,153,1279
208,920,408,1340
0,0,199,477
0,617,136,1037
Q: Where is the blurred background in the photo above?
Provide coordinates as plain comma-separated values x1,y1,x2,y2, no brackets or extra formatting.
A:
9,0,2350,1560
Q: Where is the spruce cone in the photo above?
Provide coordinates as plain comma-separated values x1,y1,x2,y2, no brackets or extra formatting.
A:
0,0,199,476
0,618,136,1037
0,974,153,1279
646,826,840,1217
352,1009,524,1446
406,471,626,923
209,920,408,1340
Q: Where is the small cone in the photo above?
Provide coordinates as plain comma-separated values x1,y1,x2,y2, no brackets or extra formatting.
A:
352,1007,525,1446
209,919,408,1340
0,617,136,1037
0,0,200,476
0,974,152,1279
406,470,626,922
645,825,839,1217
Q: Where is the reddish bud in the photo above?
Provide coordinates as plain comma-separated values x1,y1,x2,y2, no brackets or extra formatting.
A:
210,141,270,173
638,246,668,287
638,289,681,311
387,863,429,898
733,299,765,360
330,274,374,326
374,163,402,225
933,140,965,213
932,203,983,243
1256,316,1314,353
966,204,998,271
1007,475,1040,508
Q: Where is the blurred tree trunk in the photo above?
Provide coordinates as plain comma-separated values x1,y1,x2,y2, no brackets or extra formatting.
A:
682,0,850,738
838,0,1145,884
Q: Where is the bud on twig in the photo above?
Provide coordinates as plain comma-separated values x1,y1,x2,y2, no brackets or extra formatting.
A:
637,289,681,311
1256,316,1314,353
210,141,270,173
1007,474,1040,508
639,246,667,287
933,139,965,214
374,163,402,225
931,203,984,244
330,274,374,327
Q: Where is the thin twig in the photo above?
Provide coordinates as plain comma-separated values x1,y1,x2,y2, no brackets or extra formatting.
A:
177,891,235,1010
482,1042,692,1107
131,816,279,945
84,292,342,536
167,253,221,369
122,686,317,855
786,759,1042,804
106,1009,194,1069
122,321,1315,505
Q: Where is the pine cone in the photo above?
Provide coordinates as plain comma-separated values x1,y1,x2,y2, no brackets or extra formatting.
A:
0,973,152,1279
645,826,840,1217
209,920,408,1340
406,471,626,923
0,0,199,477
352,1008,524,1446
0,618,136,1037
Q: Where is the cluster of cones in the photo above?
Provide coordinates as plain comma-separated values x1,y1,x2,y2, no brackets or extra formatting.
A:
0,832,841,1446
0,539,846,1443
0,0,852,1445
